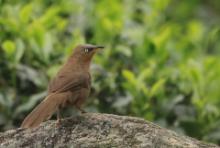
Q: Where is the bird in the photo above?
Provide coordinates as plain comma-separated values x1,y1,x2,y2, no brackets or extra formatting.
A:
21,44,104,128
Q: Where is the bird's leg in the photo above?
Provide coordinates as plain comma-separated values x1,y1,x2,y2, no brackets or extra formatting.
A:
56,107,62,127
75,104,87,114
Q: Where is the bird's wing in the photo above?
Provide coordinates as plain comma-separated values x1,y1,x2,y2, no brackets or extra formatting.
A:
21,71,91,128
48,70,90,93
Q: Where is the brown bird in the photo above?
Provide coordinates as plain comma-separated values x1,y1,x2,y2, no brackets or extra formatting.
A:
21,44,104,128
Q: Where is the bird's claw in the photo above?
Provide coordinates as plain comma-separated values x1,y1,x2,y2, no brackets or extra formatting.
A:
81,110,87,114
56,119,62,127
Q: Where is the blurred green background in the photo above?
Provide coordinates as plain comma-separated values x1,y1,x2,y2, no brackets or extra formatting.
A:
0,0,220,145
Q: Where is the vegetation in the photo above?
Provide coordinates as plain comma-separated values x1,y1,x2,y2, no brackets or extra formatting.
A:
0,0,220,145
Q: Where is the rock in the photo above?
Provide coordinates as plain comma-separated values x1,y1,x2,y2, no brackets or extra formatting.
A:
0,113,219,148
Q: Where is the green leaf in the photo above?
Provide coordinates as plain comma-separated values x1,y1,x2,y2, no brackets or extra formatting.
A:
19,4,33,24
122,69,136,85
138,68,153,82
2,40,16,58
15,39,25,63
152,25,171,49
149,78,166,97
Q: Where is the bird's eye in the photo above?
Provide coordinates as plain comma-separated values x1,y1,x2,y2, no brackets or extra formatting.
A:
84,48,89,53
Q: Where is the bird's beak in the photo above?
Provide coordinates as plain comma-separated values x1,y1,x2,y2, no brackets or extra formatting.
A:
92,46,104,52
95,46,104,49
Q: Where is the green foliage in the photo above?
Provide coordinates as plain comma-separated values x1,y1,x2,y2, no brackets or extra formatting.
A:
0,0,220,144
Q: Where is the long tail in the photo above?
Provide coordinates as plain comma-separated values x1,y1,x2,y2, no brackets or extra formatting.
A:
21,93,65,128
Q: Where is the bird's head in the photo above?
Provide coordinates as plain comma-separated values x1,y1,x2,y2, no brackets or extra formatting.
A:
71,44,104,63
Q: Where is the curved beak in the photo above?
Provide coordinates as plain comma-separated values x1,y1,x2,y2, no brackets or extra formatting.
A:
95,46,104,49
91,45,104,52
85,44,104,52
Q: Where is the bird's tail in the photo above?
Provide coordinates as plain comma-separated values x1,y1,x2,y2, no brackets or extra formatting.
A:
21,93,66,128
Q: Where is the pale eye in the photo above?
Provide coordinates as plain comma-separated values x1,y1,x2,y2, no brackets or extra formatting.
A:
84,48,89,53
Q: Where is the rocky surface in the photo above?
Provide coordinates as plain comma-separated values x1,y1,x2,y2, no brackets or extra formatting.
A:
0,113,219,148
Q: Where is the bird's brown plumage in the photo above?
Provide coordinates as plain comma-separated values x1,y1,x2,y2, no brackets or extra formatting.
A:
21,44,104,128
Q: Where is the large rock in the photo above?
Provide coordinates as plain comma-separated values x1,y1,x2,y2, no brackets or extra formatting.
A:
0,113,218,148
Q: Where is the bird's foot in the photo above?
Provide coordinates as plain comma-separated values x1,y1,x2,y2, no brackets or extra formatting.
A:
56,119,62,127
81,110,87,114
75,105,87,114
